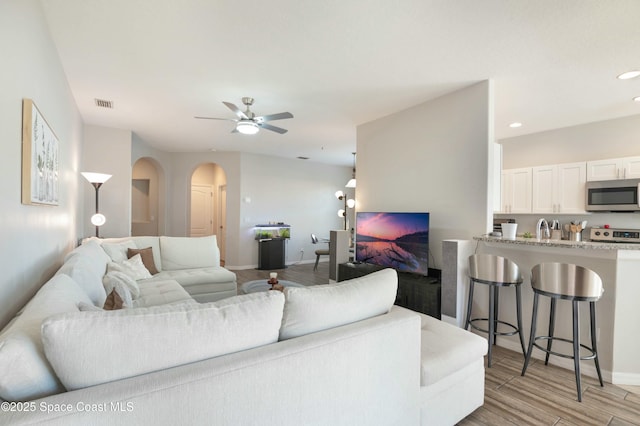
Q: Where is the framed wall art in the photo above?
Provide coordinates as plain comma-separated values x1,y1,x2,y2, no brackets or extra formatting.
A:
22,98,59,205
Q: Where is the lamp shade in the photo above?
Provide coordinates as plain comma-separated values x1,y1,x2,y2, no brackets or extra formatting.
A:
335,190,344,199
345,178,356,188
236,121,259,135
81,172,112,184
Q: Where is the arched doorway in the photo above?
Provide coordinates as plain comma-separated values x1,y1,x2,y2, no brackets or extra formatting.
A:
190,163,228,263
131,157,164,236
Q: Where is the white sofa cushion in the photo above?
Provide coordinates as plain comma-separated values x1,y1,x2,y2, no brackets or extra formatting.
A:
279,268,398,340
57,239,110,306
417,311,488,386
56,255,107,307
160,235,219,270
42,291,285,391
133,280,193,307
0,275,92,401
100,239,137,263
96,236,163,272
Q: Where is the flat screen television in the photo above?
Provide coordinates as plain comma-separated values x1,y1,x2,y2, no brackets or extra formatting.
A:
355,212,430,275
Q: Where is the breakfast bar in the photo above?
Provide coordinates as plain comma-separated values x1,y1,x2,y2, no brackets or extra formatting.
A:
445,236,640,386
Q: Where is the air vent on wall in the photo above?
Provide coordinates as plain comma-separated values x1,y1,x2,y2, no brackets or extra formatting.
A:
94,98,113,109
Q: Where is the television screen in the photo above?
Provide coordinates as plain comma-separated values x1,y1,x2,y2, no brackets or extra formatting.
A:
355,212,430,275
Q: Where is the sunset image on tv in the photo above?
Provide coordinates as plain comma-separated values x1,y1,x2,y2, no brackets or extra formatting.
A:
355,212,429,275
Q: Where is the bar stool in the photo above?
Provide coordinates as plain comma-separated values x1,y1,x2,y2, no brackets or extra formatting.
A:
521,263,604,402
465,254,526,368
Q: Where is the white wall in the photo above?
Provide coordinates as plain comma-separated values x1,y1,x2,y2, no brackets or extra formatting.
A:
356,81,494,270
499,114,640,232
0,0,84,328
501,114,640,169
128,147,351,269
82,125,132,238
238,153,350,269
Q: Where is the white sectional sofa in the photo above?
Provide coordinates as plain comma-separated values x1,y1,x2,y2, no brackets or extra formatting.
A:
0,237,487,426
91,235,237,303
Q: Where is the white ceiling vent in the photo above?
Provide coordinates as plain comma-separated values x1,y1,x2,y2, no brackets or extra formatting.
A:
94,98,113,109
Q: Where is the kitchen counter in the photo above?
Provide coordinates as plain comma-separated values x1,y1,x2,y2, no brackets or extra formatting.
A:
443,236,640,386
473,235,640,251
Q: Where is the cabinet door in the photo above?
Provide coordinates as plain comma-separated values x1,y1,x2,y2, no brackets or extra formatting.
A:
532,165,557,213
505,168,532,213
587,158,623,181
557,162,586,213
623,156,640,179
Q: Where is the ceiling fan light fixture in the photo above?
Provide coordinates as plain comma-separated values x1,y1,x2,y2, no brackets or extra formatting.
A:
617,70,640,80
236,121,259,135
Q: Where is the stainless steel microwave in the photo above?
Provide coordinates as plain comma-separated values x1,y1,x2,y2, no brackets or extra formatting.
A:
585,179,640,212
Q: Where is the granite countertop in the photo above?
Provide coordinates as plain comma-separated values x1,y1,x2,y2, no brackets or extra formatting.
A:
474,235,640,251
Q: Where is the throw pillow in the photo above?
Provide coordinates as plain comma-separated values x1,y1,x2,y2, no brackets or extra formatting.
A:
108,254,152,281
42,291,285,391
103,289,124,310
127,247,158,275
279,268,398,340
102,272,134,307
101,240,137,263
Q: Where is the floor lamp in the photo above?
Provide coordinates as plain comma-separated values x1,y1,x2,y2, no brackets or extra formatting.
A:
81,172,112,238
335,190,355,230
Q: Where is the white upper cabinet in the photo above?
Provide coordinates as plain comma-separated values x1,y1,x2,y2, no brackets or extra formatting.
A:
532,162,586,214
501,168,532,214
557,162,588,214
587,156,640,181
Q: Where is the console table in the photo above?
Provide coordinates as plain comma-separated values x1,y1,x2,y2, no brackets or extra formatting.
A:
338,262,441,319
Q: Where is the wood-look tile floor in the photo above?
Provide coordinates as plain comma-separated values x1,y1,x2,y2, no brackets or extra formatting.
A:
229,262,640,425
461,345,640,426
230,261,332,288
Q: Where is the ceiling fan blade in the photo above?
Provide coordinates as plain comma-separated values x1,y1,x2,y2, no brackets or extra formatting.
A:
223,102,249,120
255,112,293,122
194,116,237,122
259,122,288,134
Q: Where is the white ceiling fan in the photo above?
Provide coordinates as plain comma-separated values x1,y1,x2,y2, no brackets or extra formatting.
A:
195,97,293,134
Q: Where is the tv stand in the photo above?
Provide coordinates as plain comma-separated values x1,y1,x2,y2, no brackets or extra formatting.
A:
338,263,441,319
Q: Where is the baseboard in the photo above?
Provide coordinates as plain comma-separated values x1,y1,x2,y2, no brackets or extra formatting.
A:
612,372,640,386
493,338,616,384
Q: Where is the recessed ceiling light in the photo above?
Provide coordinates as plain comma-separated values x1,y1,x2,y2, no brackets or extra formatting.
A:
634,96,640,102
297,156,309,160
509,122,522,128
617,70,640,80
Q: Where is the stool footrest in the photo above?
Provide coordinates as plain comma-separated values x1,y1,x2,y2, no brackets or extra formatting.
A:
468,318,521,337
533,336,597,361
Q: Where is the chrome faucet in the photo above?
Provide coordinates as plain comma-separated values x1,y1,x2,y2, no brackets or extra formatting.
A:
536,218,550,240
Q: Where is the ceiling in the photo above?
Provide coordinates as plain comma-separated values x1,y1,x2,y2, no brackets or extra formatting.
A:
40,0,640,166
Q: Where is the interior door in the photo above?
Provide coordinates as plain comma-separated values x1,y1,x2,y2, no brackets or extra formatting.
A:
218,184,227,263
190,184,214,237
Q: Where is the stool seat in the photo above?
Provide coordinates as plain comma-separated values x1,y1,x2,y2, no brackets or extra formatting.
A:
521,263,604,402
465,254,526,368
